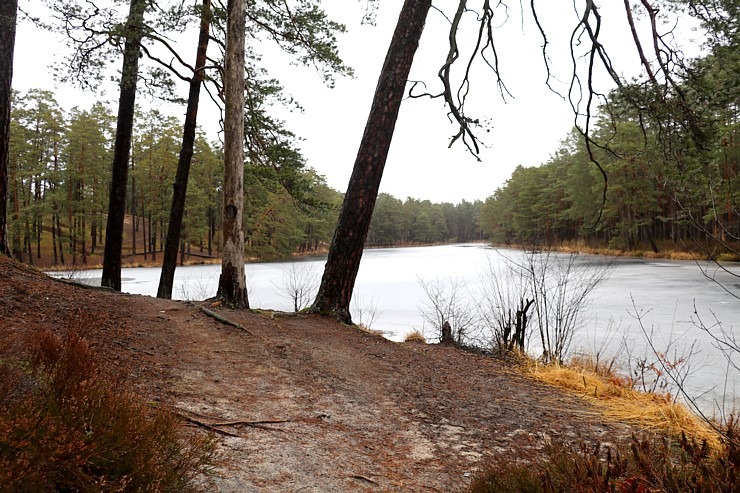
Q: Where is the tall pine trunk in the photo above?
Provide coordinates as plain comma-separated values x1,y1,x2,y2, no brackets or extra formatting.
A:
157,0,212,298
216,0,248,307
311,0,431,322
101,0,147,290
0,0,17,256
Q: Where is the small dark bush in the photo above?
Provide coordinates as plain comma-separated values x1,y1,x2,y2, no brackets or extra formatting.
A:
0,329,214,492
469,428,739,493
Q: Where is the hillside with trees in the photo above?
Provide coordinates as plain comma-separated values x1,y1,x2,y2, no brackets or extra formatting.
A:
479,4,739,257
6,90,341,266
5,91,484,268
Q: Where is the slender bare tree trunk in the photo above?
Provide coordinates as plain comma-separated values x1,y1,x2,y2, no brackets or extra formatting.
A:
0,0,18,256
101,0,147,290
216,0,248,307
311,0,431,322
157,0,212,299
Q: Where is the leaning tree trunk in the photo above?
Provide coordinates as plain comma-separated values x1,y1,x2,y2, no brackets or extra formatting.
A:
216,0,249,308
101,0,147,290
157,0,212,299
0,0,17,256
310,0,431,323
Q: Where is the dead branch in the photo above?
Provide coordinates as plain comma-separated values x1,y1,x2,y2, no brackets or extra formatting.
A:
211,419,289,431
210,419,290,427
180,412,288,433
180,414,241,437
350,475,379,485
199,306,255,336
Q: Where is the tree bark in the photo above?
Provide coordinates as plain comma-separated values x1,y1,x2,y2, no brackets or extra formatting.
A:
101,0,147,290
157,0,212,299
311,0,431,323
216,0,249,308
0,0,17,256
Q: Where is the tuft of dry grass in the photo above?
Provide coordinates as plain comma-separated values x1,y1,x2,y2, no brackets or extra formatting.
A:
528,362,722,451
404,330,427,344
715,252,740,262
355,323,385,336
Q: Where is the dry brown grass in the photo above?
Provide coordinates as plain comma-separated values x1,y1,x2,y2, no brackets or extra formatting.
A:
489,240,724,262
355,323,385,336
528,362,723,451
404,330,427,344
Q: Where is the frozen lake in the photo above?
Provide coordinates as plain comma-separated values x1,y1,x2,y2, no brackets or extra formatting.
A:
52,243,740,413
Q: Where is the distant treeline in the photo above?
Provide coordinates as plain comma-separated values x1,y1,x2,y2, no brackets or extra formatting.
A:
7,89,340,265
368,194,484,246
7,89,485,267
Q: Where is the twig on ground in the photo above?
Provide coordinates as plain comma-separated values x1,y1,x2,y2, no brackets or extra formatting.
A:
351,475,378,485
211,419,290,427
179,411,289,433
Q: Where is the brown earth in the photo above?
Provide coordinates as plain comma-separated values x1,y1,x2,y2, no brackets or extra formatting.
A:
0,255,634,492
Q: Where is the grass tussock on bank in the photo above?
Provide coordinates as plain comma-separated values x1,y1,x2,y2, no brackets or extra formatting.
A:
528,362,722,451
468,352,738,493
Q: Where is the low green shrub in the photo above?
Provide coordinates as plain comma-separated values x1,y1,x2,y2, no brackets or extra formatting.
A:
0,329,214,492
469,428,739,493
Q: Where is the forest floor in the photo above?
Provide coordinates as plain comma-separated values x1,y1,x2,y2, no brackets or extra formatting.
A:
0,255,638,493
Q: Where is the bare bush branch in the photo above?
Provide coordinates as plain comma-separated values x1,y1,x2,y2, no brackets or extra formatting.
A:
419,276,479,345
272,261,320,312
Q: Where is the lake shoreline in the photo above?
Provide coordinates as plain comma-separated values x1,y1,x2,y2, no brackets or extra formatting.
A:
37,237,740,274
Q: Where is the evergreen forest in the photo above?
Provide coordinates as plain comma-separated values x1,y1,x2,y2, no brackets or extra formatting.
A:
6,90,484,267
5,0,739,271
479,23,739,256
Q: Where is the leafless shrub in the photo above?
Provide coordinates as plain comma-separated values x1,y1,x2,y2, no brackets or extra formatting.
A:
631,297,740,448
479,253,533,353
523,251,613,364
351,290,380,330
419,277,479,345
178,272,215,301
47,265,96,285
479,250,612,363
272,261,320,312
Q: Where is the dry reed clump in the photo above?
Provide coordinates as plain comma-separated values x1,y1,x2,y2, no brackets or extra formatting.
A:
528,362,722,451
404,330,427,344
474,349,738,492
356,323,385,336
0,328,215,492
715,252,740,262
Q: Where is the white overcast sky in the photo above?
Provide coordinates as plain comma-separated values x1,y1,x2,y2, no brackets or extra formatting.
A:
12,1,704,203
